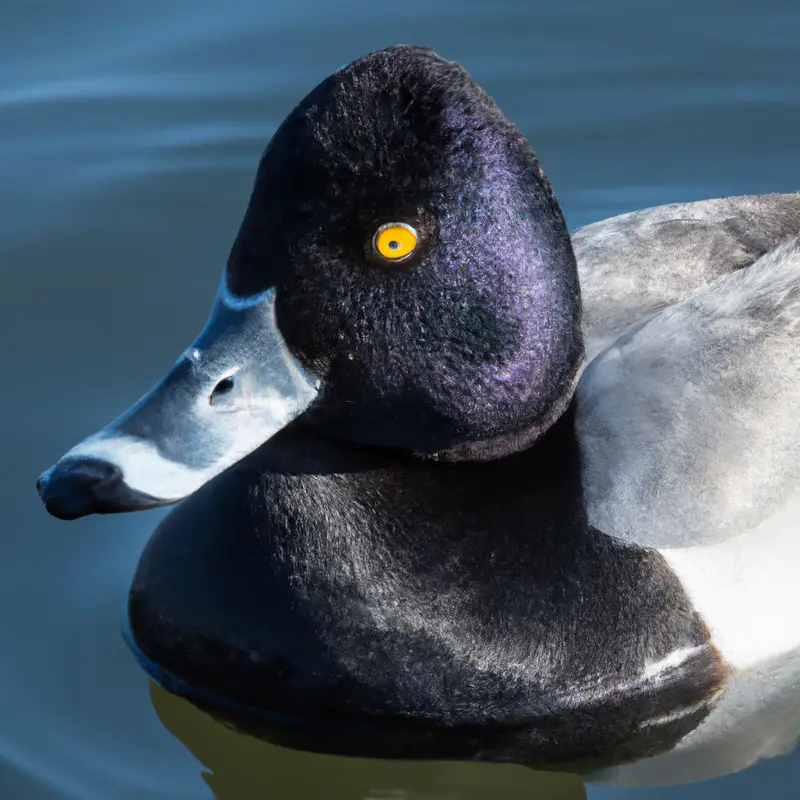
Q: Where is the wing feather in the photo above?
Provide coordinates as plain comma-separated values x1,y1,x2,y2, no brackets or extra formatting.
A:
574,193,800,358
576,229,800,548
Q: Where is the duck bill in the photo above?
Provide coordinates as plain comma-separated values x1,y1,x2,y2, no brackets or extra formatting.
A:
36,277,320,521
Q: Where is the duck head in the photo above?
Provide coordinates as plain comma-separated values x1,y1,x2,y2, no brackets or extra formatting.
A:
37,45,583,521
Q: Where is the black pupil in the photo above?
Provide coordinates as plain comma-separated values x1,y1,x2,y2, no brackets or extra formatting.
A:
388,240,400,250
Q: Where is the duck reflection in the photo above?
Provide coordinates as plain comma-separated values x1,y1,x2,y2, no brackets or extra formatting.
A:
592,648,800,787
150,648,800,798
149,681,586,800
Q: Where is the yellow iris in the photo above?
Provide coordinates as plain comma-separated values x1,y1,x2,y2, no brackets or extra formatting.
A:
373,223,418,261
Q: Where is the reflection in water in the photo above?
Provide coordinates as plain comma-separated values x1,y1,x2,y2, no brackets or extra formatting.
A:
149,682,586,800
592,649,800,787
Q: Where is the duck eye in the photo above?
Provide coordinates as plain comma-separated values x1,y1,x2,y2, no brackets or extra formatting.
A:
372,222,418,262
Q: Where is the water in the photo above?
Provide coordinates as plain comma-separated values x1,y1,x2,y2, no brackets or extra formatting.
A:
3,0,800,797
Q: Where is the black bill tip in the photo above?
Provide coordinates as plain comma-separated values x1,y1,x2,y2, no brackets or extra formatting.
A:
37,457,170,520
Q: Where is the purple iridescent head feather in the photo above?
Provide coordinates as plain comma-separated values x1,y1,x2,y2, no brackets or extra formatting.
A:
226,44,584,460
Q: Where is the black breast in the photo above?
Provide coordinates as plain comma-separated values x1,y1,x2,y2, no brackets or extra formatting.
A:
127,405,728,771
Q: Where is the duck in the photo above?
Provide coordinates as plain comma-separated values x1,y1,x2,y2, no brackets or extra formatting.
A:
36,45,800,785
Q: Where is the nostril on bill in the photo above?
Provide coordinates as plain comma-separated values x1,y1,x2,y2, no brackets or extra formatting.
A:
209,375,236,405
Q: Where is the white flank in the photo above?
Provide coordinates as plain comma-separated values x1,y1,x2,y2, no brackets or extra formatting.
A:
660,489,800,671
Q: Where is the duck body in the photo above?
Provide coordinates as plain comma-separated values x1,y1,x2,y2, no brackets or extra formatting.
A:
125,409,725,772
37,46,800,784
123,193,800,780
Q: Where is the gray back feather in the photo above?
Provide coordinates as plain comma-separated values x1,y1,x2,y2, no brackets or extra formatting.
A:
574,193,800,358
575,216,800,548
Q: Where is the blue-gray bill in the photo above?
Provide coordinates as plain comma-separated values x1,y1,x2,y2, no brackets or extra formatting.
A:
36,276,319,520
